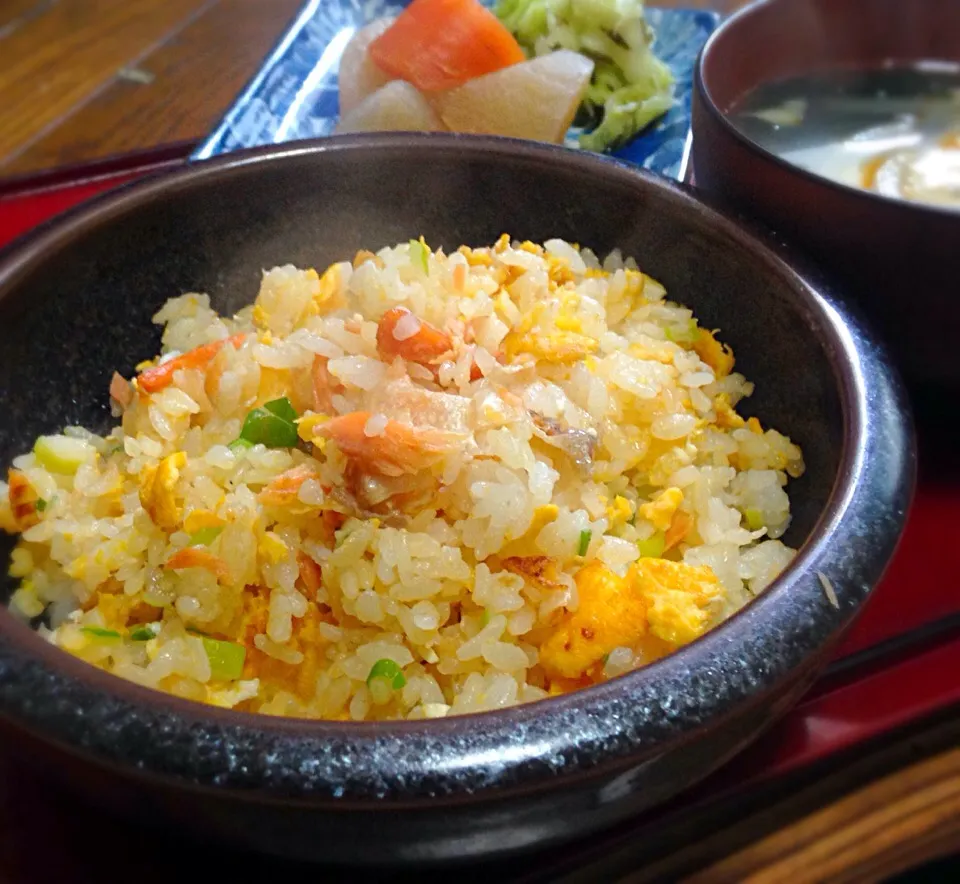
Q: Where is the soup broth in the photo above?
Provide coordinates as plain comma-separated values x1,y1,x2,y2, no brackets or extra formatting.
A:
731,65,960,210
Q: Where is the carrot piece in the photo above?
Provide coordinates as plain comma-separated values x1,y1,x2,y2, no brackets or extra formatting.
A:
376,307,453,365
109,372,134,409
319,509,345,548
165,547,232,583
316,411,452,477
258,464,320,507
297,552,323,598
311,355,342,414
368,0,525,93
377,307,493,382
452,262,467,292
138,333,246,394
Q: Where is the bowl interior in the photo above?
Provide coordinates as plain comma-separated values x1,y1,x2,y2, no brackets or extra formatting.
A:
0,137,843,608
700,0,960,113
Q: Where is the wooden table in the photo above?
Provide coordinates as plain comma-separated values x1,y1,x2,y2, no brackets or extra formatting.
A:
0,0,304,177
0,2,957,882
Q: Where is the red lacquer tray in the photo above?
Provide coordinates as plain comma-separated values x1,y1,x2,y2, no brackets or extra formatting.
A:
1,149,958,873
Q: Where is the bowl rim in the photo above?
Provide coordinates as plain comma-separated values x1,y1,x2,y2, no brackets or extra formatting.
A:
694,0,960,223
0,133,915,802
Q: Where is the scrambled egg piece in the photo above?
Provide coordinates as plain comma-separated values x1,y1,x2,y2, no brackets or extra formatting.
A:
251,304,269,329
457,245,493,267
628,342,674,365
313,264,346,313
633,558,721,645
256,367,292,407
94,593,161,630
693,329,735,378
0,501,18,534
297,412,328,443
606,495,634,527
546,257,575,286
501,556,565,591
498,504,558,558
504,330,598,364
207,679,261,709
293,603,324,699
253,265,342,332
540,557,725,679
239,590,269,647
554,311,582,333
353,249,384,269
7,546,33,578
503,291,597,363
540,562,648,680
713,393,746,429
183,508,225,534
258,531,288,565
624,269,646,299
239,592,326,700
639,487,684,532
138,451,186,531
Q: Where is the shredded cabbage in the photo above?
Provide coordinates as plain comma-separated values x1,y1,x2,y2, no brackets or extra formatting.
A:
495,0,675,151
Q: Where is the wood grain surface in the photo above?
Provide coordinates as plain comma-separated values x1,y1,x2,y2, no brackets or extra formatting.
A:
684,747,960,883
0,0,301,176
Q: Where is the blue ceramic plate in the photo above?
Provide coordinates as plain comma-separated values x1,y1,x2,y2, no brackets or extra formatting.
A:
194,0,719,180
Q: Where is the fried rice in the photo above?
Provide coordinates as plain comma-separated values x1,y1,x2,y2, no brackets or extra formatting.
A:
0,236,804,720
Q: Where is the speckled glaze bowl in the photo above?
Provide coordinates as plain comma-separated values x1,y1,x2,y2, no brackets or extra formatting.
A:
0,135,913,865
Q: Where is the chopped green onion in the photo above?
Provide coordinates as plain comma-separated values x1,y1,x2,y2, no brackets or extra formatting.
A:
81,626,122,640
235,397,299,448
129,625,159,641
201,636,246,680
263,397,298,423
637,532,665,559
601,652,610,665
366,658,406,690
229,438,254,452
577,529,592,557
34,435,97,474
744,509,765,531
188,526,223,546
480,610,491,627
36,498,47,512
409,238,430,275
664,320,700,344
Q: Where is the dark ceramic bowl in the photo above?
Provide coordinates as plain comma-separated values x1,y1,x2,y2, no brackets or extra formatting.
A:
692,0,960,392
0,135,912,865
